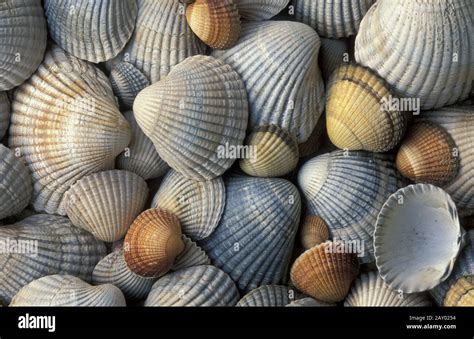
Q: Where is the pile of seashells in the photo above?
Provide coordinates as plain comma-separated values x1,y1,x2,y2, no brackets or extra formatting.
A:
0,0,473,307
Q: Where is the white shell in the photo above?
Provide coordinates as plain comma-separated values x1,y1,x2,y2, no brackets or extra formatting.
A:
110,63,150,110
236,285,300,307
0,92,10,139
234,0,289,21
172,235,211,271
286,297,334,307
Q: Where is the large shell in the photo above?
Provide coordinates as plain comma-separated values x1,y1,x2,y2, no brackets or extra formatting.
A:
64,170,148,242
355,0,473,109
0,0,47,90
172,235,211,271
144,265,239,306
326,64,407,152
10,275,126,307
293,0,376,38
109,63,150,110
297,151,401,263
211,21,325,144
299,215,330,250
236,285,300,307
109,0,206,84
134,55,248,181
152,170,225,240
374,184,464,293
0,145,32,220
44,0,137,63
8,46,131,215
0,214,106,305
0,92,10,139
200,174,301,292
319,38,351,81
345,271,431,307
92,249,156,300
234,0,289,21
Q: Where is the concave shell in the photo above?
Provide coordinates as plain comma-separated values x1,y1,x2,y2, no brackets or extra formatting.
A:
109,0,206,84
0,214,106,305
234,0,289,21
290,241,359,303
124,209,184,278
151,170,225,240
239,125,299,178
0,0,47,90
211,20,325,144
286,297,334,307
172,235,211,271
134,55,248,181
236,285,301,307
345,271,431,307
64,170,148,242
374,184,464,293
10,275,125,306
293,0,376,38
0,92,10,139
297,150,401,263
355,0,473,109
326,64,407,152
200,174,301,292
300,215,330,250
92,248,156,300
8,45,131,215
319,38,351,82
186,0,241,49
0,145,32,220
109,63,150,110
144,265,239,306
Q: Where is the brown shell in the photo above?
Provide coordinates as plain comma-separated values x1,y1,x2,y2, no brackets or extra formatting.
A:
444,276,474,307
299,215,330,250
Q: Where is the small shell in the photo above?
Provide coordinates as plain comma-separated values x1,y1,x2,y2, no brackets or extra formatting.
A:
186,0,241,49
10,275,126,307
299,215,330,250
286,297,335,307
290,241,359,303
239,125,299,178
326,64,407,152
110,63,150,110
124,209,184,278
319,38,351,81
92,249,157,300
44,0,137,63
134,55,248,181
0,145,32,220
151,170,225,240
374,184,464,293
234,0,289,21
144,265,239,306
444,277,474,307
0,92,10,139
345,271,431,307
236,285,300,307
172,236,211,271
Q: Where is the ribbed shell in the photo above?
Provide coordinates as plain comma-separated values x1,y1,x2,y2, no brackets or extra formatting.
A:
109,63,150,110
293,0,376,38
236,285,299,307
151,170,225,240
172,235,211,271
286,297,334,307
0,214,106,305
0,145,32,219
355,0,473,109
134,55,248,181
8,45,131,215
345,271,431,307
200,174,301,292
144,265,239,306
319,38,351,81
0,92,10,139
374,184,463,293
211,21,325,143
92,249,156,300
234,0,289,21
109,0,206,84
10,275,126,306
0,0,47,90
64,170,149,242
297,151,401,263
443,276,474,307
326,64,407,152
300,215,330,250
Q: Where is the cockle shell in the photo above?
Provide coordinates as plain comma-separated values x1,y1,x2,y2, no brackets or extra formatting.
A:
286,297,334,307
374,184,464,293
151,170,225,240
0,214,106,305
44,0,137,63
290,241,359,303
186,0,241,49
345,271,431,307
299,215,330,250
109,63,150,110
172,235,211,271
134,55,248,181
144,265,239,306
236,285,300,307
355,0,473,109
293,0,376,38
234,0,289,21
10,275,126,307
0,92,10,139
326,64,407,152
443,277,474,307
200,174,301,292
0,145,32,220
0,0,47,90
92,249,156,300
297,151,401,263
8,45,131,215
211,21,325,144
124,209,185,278
319,38,351,81
64,170,148,242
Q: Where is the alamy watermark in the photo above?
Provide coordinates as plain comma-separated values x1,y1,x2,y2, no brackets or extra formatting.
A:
0,238,38,256
217,142,257,162
324,238,365,258
380,95,421,115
